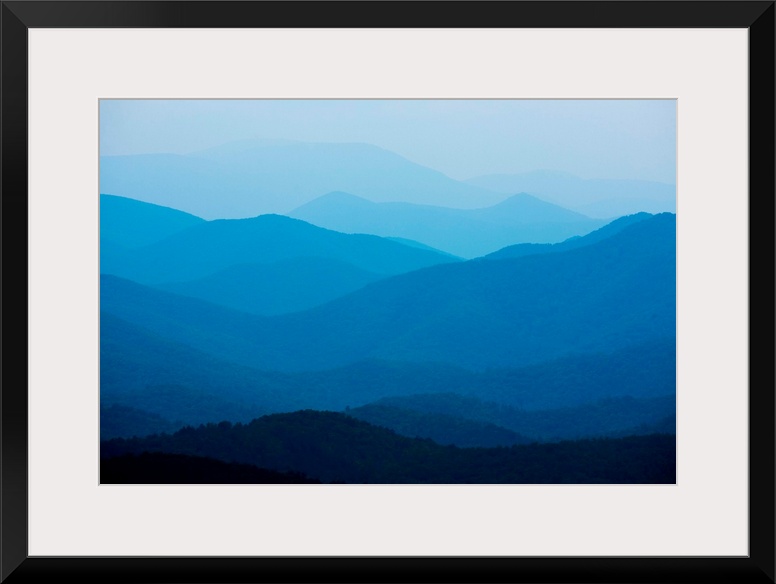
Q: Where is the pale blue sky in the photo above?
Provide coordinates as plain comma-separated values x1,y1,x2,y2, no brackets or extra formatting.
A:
100,99,676,184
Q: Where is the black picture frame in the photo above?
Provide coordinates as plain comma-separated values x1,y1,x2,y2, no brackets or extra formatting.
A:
1,2,773,583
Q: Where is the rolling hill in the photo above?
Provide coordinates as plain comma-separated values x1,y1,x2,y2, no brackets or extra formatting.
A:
101,410,676,484
465,170,676,218
100,311,305,423
101,307,675,439
290,191,608,258
100,213,676,372
347,393,676,444
157,257,384,316
100,194,205,248
101,213,460,285
483,212,653,261
101,452,321,484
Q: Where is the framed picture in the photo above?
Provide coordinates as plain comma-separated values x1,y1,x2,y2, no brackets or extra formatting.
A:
2,1,773,583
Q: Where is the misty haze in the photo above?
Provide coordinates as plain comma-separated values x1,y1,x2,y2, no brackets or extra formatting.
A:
100,99,676,484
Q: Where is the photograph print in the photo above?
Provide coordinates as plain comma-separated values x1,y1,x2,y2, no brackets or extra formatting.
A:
99,99,677,484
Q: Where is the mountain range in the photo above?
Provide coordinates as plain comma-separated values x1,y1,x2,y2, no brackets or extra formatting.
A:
99,186,676,482
157,258,384,316
101,213,675,372
100,139,504,218
101,139,676,222
102,410,676,484
346,393,675,446
99,195,664,321
101,210,458,285
290,191,608,258
101,305,675,428
465,170,676,218
100,194,205,248
483,212,653,261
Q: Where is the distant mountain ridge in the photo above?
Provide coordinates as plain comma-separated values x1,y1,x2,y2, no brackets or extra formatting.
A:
100,139,505,218
101,195,459,315
290,191,608,258
465,170,675,217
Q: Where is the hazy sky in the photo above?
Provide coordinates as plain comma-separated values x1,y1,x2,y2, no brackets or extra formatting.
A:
100,99,676,184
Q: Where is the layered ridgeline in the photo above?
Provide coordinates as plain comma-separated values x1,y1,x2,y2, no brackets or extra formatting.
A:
345,393,675,447
101,206,459,284
101,309,675,439
465,170,676,218
101,213,675,372
102,411,676,484
100,195,459,315
99,139,505,218
100,198,676,479
100,194,205,248
482,212,653,261
101,452,321,484
289,191,608,258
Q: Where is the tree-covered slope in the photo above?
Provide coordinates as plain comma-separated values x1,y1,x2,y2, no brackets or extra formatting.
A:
349,393,675,444
101,451,321,484
102,410,676,484
344,404,534,447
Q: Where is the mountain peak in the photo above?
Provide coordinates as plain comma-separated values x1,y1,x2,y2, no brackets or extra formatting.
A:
319,191,372,204
471,192,591,223
291,191,375,215
494,192,577,210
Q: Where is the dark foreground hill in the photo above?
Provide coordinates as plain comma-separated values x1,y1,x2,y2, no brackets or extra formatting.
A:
101,452,321,484
102,410,676,484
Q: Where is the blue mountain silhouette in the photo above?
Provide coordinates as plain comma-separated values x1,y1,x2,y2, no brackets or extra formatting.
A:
290,191,607,258
100,193,204,248
101,212,459,285
100,139,503,218
100,213,675,372
465,170,675,218
483,212,653,260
